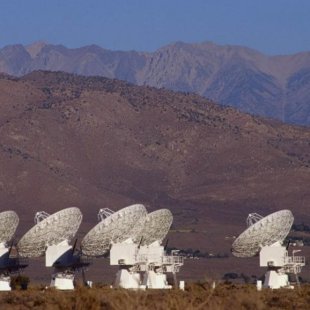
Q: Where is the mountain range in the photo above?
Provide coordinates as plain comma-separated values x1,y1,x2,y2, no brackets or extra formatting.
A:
1,41,310,125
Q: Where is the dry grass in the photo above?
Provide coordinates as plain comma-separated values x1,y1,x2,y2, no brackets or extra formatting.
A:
0,283,310,310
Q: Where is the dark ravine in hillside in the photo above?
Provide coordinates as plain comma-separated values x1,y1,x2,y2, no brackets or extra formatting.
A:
1,41,310,125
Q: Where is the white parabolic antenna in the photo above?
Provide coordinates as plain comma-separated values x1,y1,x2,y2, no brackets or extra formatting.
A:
232,210,294,258
17,207,82,257
0,211,19,244
132,209,173,246
0,211,20,292
81,204,147,257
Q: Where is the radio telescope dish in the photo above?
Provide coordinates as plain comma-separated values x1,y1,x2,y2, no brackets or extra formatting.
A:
132,209,173,246
17,207,82,257
81,204,147,257
0,211,19,244
110,209,180,290
232,210,294,258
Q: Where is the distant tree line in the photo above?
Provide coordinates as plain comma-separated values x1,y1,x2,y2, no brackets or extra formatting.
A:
222,273,257,284
167,247,229,259
222,273,306,284
287,236,310,247
292,223,310,232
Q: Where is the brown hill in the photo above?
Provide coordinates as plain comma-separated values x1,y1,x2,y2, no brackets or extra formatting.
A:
1,71,310,281
1,41,310,125
1,70,310,227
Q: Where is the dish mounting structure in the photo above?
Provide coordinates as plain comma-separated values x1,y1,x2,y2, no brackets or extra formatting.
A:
81,204,184,289
17,207,85,290
232,210,305,289
111,208,184,289
0,211,28,291
81,204,146,288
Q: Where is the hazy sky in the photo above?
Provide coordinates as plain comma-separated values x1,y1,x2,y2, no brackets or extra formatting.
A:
1,0,309,55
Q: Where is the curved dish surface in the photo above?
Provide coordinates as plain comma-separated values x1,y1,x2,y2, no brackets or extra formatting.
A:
0,211,19,244
81,204,147,257
232,210,294,258
17,207,82,257
132,209,173,246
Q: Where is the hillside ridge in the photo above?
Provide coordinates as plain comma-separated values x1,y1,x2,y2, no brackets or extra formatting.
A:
1,41,310,125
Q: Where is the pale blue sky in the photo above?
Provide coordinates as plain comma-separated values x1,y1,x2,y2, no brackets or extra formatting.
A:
1,0,309,55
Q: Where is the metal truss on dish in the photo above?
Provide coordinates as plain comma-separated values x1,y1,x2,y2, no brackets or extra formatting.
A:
0,211,28,291
110,209,184,289
17,207,85,290
232,210,305,289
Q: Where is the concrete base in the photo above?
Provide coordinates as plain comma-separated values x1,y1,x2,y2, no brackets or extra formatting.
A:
263,270,290,289
50,274,75,290
114,269,141,289
256,280,262,291
179,280,185,291
142,271,172,289
0,278,11,291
